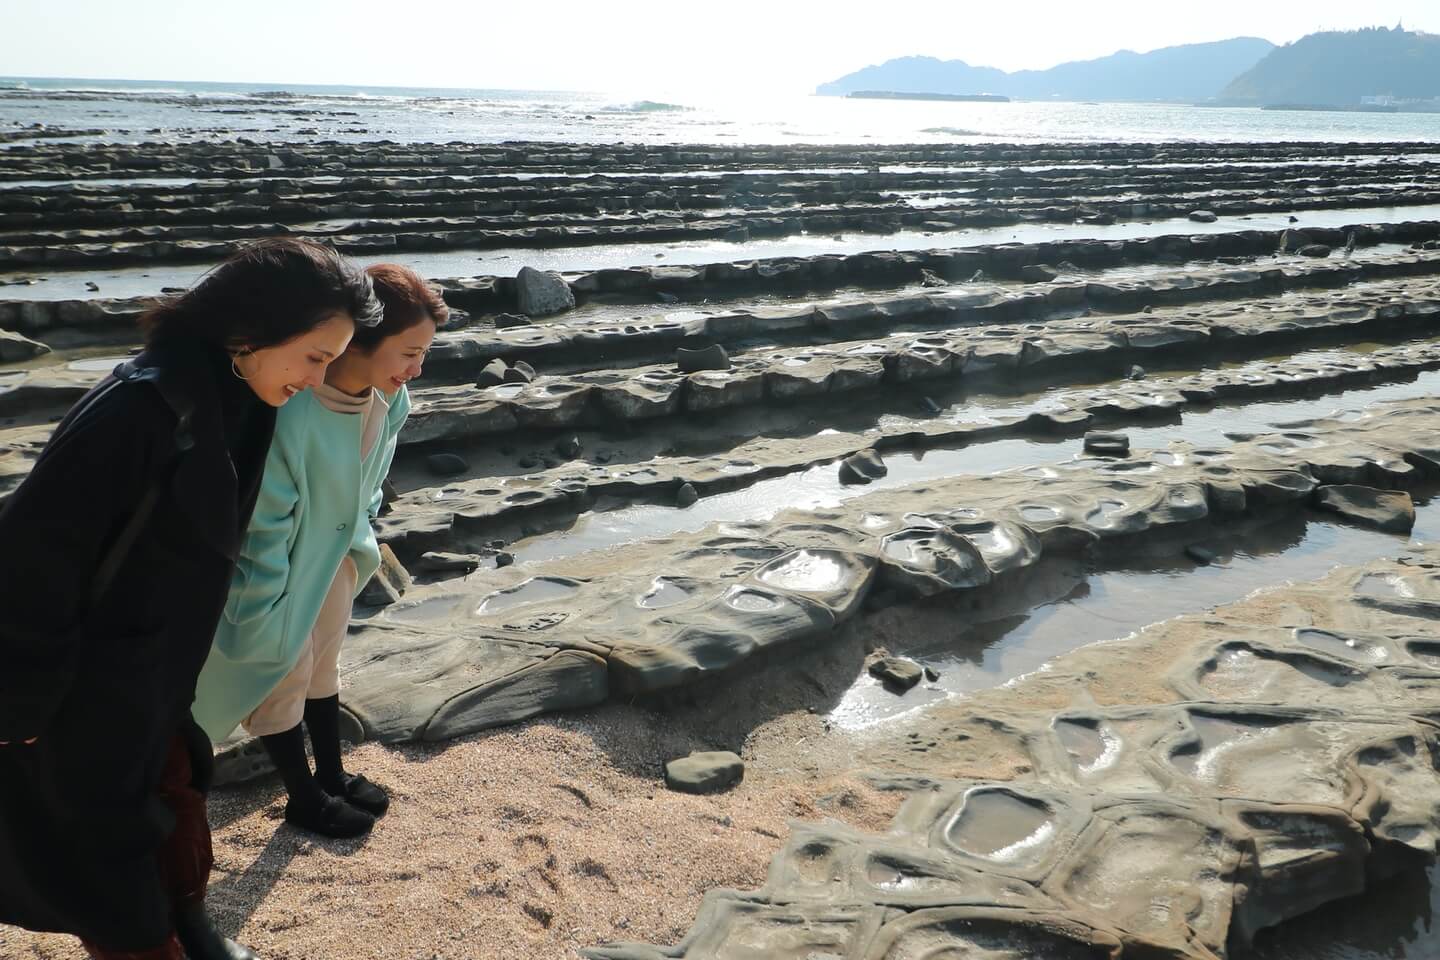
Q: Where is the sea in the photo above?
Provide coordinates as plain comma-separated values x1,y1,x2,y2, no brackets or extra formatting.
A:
4,75,1440,147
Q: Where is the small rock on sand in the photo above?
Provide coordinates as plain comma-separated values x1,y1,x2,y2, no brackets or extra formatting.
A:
869,656,924,692
664,751,744,794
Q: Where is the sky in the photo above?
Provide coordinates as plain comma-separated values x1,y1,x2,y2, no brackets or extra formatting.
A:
4,0,1440,98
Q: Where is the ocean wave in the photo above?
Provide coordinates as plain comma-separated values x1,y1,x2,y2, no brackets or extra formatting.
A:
921,126,985,136
600,100,694,114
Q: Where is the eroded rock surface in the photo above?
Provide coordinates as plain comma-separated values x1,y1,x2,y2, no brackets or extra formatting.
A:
1315,484,1416,533
587,547,1440,960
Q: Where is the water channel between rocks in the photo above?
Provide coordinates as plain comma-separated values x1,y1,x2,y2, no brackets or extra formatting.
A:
2,156,1428,191
507,367,1440,566
8,200,1440,300
827,496,1440,730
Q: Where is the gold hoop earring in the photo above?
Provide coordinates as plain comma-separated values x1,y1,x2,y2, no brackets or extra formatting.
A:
231,348,253,382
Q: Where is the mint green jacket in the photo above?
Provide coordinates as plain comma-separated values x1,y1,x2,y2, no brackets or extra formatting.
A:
191,385,410,741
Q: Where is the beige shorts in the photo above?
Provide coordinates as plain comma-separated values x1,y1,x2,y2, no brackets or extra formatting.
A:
242,556,358,737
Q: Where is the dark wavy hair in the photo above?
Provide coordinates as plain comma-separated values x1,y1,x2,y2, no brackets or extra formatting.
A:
139,238,383,349
353,263,449,351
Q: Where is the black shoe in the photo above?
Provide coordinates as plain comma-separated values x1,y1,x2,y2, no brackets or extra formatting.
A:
174,901,260,960
283,793,375,838
327,772,389,818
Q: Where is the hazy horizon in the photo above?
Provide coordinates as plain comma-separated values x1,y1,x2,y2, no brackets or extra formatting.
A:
4,1,1440,99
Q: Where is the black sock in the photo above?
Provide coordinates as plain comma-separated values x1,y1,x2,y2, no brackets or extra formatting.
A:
260,723,326,810
303,695,345,792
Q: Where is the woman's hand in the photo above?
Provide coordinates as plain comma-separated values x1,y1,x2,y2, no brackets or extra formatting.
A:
0,738,38,746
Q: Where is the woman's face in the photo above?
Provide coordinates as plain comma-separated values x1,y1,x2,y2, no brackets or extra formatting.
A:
237,311,355,407
348,318,437,397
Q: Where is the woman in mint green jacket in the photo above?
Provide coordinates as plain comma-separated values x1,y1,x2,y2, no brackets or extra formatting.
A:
193,264,446,838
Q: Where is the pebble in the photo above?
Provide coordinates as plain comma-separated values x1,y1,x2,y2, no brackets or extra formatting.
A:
476,358,508,387
869,657,924,692
416,552,482,574
839,448,888,485
1083,432,1130,457
676,344,730,373
664,751,744,794
1185,545,1218,565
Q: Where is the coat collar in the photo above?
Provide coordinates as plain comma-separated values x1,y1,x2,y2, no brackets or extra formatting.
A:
114,339,274,561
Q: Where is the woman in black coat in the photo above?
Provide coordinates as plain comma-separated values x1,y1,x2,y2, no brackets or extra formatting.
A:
0,238,382,960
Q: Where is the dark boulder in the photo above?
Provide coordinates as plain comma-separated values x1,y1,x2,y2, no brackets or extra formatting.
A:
515,266,575,317
425,453,470,477
839,448,888,485
676,344,730,373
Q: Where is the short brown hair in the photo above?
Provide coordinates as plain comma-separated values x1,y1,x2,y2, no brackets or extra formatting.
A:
353,263,449,351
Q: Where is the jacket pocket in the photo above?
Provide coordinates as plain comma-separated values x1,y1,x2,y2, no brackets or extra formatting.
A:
217,590,297,666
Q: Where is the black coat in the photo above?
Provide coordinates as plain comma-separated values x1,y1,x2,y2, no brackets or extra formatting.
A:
0,339,274,948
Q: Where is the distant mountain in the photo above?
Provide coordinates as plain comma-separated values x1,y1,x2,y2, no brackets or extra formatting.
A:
816,37,1276,103
816,56,1010,100
1221,27,1440,105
